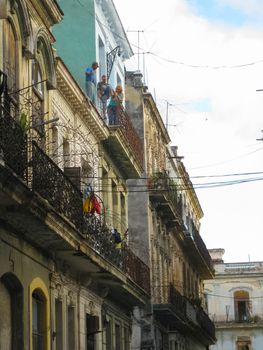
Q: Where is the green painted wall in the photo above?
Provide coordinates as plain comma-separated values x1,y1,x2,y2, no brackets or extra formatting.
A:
53,0,96,91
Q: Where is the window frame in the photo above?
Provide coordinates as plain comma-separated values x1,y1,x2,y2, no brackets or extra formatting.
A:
29,278,50,350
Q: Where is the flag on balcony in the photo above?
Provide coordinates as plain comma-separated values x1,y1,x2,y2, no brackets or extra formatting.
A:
83,185,101,215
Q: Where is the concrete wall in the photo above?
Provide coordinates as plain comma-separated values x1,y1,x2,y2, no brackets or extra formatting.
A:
211,329,263,350
0,228,52,350
127,179,150,266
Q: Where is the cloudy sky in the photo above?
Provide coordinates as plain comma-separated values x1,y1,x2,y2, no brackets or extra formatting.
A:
114,0,263,262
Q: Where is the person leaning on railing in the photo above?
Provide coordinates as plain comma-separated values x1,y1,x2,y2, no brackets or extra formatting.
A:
107,85,123,125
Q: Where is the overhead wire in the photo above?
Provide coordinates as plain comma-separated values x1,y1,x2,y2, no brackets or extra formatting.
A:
206,292,263,300
82,5,263,71
189,146,263,170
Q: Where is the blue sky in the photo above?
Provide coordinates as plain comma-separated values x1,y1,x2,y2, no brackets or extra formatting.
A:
187,98,211,113
114,0,263,262
187,0,259,26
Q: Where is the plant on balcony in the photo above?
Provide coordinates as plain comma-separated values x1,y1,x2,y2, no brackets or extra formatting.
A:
251,314,261,323
148,171,168,189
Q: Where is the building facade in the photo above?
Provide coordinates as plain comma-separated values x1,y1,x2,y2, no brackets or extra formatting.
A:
0,1,216,350
125,71,216,350
0,1,149,350
205,249,263,350
53,0,132,97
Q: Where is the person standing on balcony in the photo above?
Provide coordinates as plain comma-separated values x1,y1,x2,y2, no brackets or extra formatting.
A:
85,62,99,104
97,75,112,122
107,85,123,125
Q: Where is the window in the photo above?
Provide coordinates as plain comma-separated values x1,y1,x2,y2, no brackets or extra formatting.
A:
105,317,112,350
0,273,23,349
32,61,45,137
234,291,250,322
55,299,62,350
68,306,75,349
86,314,99,350
98,36,106,76
115,323,121,350
120,193,126,227
30,278,49,350
3,20,18,117
236,336,251,350
123,327,129,350
52,126,59,161
63,139,70,168
0,280,12,349
112,181,118,228
3,20,17,92
32,291,45,350
102,168,109,211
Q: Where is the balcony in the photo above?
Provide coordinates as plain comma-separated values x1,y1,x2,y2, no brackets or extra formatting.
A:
148,171,183,225
31,142,150,297
214,313,263,326
153,284,216,345
0,73,150,302
0,83,27,180
83,215,150,295
184,220,214,279
102,106,144,178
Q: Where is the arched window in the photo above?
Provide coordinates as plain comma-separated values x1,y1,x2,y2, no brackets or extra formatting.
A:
234,290,250,322
32,60,45,137
29,278,50,350
32,290,45,349
0,279,12,350
3,19,19,118
0,273,23,349
3,20,17,92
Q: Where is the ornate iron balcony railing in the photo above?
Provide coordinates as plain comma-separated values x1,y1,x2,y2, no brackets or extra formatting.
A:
0,71,27,179
188,222,213,271
153,284,215,339
148,171,182,217
84,214,150,295
0,70,150,296
196,307,216,340
111,106,144,168
32,141,83,231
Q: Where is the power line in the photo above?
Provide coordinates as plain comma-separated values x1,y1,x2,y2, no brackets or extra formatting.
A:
83,6,263,71
36,175,263,194
148,52,263,70
206,292,263,300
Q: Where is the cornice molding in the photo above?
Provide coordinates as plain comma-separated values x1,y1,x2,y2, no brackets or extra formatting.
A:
56,58,109,141
143,93,171,144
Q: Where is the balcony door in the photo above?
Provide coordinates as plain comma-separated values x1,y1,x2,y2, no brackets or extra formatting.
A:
234,290,250,322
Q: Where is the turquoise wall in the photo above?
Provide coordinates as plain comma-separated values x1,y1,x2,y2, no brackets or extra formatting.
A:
53,0,96,91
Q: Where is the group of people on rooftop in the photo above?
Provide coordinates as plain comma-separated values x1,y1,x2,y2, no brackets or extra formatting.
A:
85,62,123,125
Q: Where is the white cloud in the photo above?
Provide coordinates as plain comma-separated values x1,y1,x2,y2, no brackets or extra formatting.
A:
114,0,263,262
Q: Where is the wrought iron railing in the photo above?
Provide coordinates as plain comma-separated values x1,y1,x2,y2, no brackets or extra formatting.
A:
32,141,83,231
169,284,187,318
31,145,150,293
110,106,144,168
0,71,27,179
187,221,213,271
153,284,186,318
148,171,182,217
153,284,215,339
196,307,216,340
0,69,149,295
123,245,151,295
84,214,150,295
